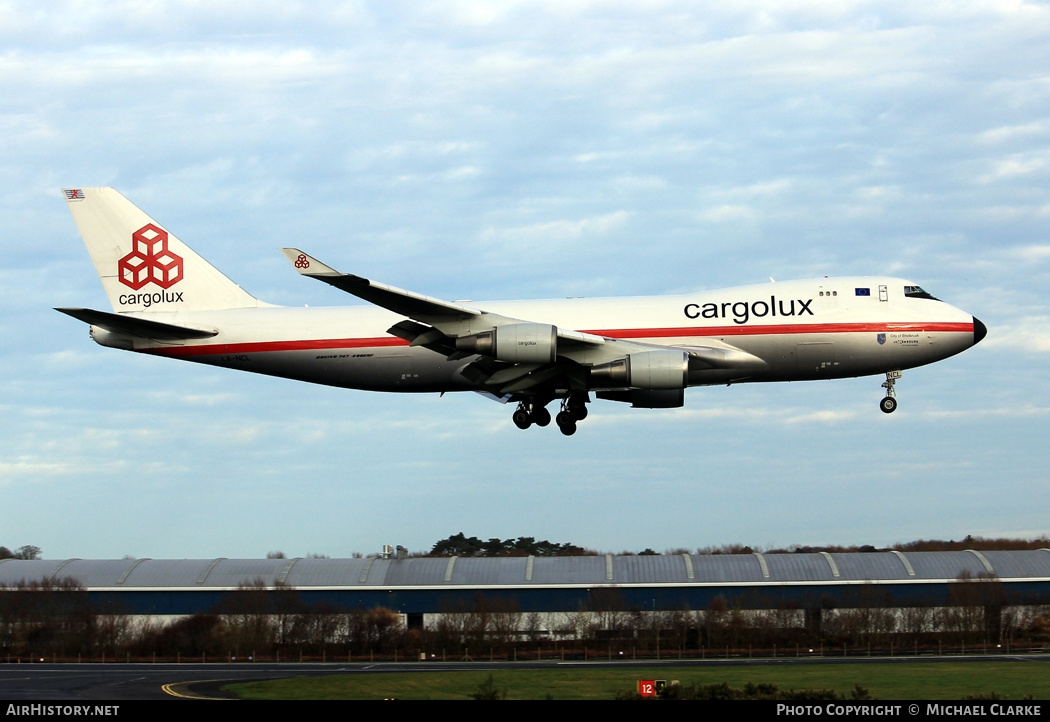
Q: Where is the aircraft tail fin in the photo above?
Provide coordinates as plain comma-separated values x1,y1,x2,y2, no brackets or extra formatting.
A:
62,187,262,312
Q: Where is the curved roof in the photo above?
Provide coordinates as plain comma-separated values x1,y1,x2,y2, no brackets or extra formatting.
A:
2,550,1049,590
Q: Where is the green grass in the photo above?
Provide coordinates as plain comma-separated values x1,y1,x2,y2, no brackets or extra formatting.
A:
226,661,1050,700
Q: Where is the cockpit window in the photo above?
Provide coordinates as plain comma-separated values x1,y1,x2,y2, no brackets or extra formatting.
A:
904,285,939,301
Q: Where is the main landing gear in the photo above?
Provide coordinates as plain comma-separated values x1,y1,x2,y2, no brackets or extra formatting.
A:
512,395,589,435
555,395,588,436
880,370,901,414
512,403,546,429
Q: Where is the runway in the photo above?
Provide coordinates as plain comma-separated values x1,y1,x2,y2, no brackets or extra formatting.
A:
2,655,1048,701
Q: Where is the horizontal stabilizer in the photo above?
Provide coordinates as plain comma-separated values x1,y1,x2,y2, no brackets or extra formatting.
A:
55,307,218,340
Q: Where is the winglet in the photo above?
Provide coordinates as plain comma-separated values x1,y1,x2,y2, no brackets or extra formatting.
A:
280,248,341,277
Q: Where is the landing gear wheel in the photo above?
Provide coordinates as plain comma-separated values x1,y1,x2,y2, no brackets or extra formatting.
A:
880,370,901,415
556,411,577,436
512,408,532,429
532,406,551,427
567,394,589,421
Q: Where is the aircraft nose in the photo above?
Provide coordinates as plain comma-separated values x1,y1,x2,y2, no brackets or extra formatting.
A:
973,316,987,345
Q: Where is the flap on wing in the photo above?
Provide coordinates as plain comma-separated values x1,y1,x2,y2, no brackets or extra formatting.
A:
473,390,513,404
679,344,768,371
557,327,605,348
386,320,458,356
55,308,218,340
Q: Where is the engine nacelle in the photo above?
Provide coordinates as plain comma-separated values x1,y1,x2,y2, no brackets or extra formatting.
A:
455,323,558,364
589,349,689,389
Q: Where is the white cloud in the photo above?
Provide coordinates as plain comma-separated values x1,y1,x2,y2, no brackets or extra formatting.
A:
924,405,1050,421
583,402,861,428
1008,245,1050,263
980,152,1049,183
695,204,757,223
978,120,1050,145
981,316,1050,353
479,211,628,251
0,459,78,483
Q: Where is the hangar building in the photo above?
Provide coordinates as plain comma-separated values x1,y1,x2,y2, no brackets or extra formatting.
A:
2,550,1048,634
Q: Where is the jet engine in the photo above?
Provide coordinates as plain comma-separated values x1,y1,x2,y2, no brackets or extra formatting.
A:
589,349,689,389
455,322,558,364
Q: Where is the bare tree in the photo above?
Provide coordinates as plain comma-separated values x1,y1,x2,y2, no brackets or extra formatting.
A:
13,545,42,560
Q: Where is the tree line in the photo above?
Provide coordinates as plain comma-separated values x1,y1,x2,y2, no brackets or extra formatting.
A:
0,546,41,560
6,535,1049,561
0,578,405,660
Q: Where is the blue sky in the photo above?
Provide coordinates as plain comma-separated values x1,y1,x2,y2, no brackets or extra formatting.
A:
2,1,1048,560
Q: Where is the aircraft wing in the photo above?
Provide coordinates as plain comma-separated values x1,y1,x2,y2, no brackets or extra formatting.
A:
279,249,766,397
280,248,606,349
279,248,482,323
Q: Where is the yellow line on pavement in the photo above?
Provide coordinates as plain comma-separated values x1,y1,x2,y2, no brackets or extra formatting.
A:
162,680,236,700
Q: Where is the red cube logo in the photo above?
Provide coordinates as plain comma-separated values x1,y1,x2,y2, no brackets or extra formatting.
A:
118,224,184,290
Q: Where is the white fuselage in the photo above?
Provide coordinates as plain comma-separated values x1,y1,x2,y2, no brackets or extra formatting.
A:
105,276,979,394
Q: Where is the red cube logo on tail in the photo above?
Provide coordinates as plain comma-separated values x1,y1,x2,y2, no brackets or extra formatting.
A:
118,224,184,290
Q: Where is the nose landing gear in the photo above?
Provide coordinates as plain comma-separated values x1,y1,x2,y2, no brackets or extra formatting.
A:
880,370,901,414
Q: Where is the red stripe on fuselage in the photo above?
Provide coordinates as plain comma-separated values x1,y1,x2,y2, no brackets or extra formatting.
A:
599,321,973,339
141,321,975,358
141,336,406,357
